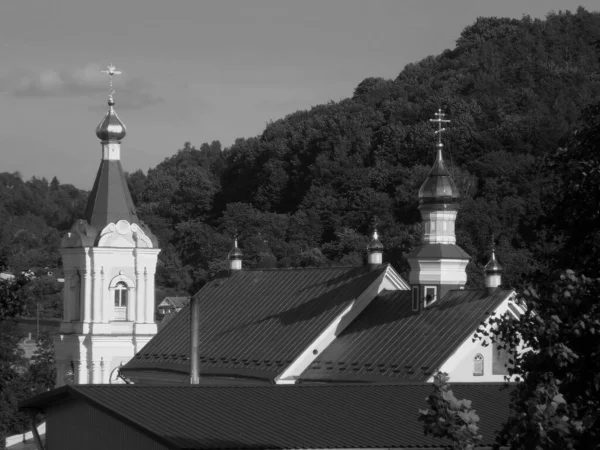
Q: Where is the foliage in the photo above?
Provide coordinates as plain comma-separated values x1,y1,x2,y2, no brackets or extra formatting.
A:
480,271,600,449
418,372,483,449
542,101,600,275
0,322,30,440
471,101,600,449
28,331,56,393
0,274,30,322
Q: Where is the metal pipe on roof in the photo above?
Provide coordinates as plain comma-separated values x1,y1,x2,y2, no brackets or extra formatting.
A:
190,296,201,384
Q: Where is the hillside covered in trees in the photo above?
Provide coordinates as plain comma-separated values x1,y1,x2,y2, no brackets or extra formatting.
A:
2,8,600,297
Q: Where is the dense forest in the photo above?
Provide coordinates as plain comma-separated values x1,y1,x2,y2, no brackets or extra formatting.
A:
2,8,600,301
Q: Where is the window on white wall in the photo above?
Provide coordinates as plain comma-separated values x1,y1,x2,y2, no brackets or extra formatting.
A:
114,282,128,321
473,353,484,376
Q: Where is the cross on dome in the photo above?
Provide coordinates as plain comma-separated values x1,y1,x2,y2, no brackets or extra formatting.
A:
429,108,450,144
101,63,122,102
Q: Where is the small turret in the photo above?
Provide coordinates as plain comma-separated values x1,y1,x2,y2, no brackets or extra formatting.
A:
484,245,502,295
367,229,384,271
228,239,243,271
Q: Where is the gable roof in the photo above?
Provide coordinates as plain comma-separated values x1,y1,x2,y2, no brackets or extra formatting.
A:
300,288,511,382
122,265,390,381
21,383,513,449
158,296,190,309
83,160,139,231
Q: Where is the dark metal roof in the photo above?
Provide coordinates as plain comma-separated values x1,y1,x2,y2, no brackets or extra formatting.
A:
122,266,389,379
21,383,513,449
83,160,139,231
407,243,471,260
300,289,510,382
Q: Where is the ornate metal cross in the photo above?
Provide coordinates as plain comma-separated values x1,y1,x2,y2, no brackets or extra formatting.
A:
429,108,450,143
101,63,122,99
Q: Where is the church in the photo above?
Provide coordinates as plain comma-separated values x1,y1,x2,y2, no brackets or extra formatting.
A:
17,66,522,450
48,66,519,388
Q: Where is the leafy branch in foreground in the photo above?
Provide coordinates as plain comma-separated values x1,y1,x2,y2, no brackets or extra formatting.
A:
419,371,482,450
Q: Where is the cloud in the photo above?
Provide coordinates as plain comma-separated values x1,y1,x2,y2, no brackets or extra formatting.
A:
12,63,164,110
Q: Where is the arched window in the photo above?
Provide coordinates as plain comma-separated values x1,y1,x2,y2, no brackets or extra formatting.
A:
114,282,128,320
473,353,484,376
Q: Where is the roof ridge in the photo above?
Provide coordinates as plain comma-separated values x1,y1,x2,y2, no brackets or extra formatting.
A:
242,265,372,272
78,381,512,389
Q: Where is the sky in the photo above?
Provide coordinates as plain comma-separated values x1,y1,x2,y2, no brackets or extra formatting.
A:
0,0,597,189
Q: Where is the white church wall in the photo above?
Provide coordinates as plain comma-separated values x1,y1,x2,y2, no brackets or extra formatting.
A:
433,291,521,383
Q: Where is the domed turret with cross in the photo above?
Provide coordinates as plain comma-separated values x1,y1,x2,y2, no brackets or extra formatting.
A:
406,109,471,311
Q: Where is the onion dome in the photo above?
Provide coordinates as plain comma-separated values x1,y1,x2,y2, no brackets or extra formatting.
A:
418,143,459,207
485,248,502,274
367,229,384,253
228,239,243,260
96,96,127,142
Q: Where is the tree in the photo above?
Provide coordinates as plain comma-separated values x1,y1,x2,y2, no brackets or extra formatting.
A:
0,321,30,446
418,372,483,449
0,270,31,321
543,102,600,275
28,331,56,393
481,270,600,448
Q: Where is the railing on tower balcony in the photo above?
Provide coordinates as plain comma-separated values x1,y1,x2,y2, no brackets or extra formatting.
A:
113,307,127,321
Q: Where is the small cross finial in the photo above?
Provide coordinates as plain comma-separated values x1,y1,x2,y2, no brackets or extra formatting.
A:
429,108,450,144
101,63,122,101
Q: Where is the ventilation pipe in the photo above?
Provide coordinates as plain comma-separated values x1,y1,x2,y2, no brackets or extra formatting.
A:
190,296,200,384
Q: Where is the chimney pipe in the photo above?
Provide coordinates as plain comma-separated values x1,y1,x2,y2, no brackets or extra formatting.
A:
190,296,200,384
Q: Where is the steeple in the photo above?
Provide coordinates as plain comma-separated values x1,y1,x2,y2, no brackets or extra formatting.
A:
56,64,161,388
407,109,470,309
484,240,502,295
81,64,145,234
228,238,243,271
367,228,384,270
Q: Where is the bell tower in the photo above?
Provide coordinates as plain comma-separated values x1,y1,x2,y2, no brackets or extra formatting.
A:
54,65,160,385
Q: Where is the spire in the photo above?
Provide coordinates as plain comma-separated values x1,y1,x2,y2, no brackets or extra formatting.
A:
367,228,384,270
83,64,139,232
418,109,459,208
228,238,243,271
96,64,127,144
484,239,502,295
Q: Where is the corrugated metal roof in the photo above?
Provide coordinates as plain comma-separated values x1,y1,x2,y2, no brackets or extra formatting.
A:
301,289,510,382
21,383,513,449
123,266,388,379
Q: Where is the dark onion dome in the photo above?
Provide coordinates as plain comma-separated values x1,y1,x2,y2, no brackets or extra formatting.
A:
96,97,127,142
228,239,243,260
367,230,384,253
418,143,459,207
485,250,502,274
